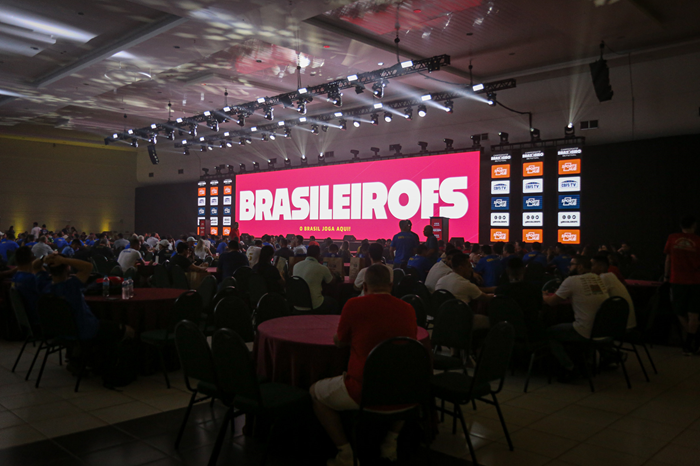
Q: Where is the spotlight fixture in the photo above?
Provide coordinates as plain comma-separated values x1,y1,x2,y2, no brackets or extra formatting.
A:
443,138,454,150
339,119,347,130
250,126,258,132
284,158,292,168
472,83,485,92
268,158,276,169
404,107,413,120
370,113,379,125
228,165,235,174
417,105,427,117
245,137,252,145
355,85,365,94
149,134,157,144
261,133,269,142
284,127,292,138
235,114,246,126
370,147,380,158
280,95,294,108
263,106,274,120
530,127,541,142
444,100,454,113
418,141,428,153
311,124,319,135
321,125,328,132
353,120,361,128
200,145,207,152
565,122,575,137
318,153,325,164
208,120,219,132
498,132,509,144
131,139,138,148
389,144,402,155
470,134,482,148
300,155,308,166
350,149,360,161
225,141,233,148
239,137,246,145
297,101,307,115
334,111,343,118
486,92,497,106
328,90,342,107
183,146,190,155
207,146,213,151
299,117,307,123
215,166,222,175
239,163,246,173
252,162,260,172
202,168,209,175
372,82,384,98
384,112,392,123
269,133,276,141
191,125,197,137
112,133,119,139
166,129,175,140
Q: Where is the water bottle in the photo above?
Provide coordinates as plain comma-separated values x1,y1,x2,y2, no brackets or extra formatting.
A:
121,278,128,300
102,275,110,297
128,278,135,298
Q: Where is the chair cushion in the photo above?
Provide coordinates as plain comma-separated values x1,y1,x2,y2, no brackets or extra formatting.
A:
431,372,492,403
432,353,464,371
234,383,310,417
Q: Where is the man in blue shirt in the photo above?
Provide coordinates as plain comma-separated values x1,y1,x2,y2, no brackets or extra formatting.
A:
501,243,517,267
54,234,69,251
0,233,19,262
390,220,418,268
423,225,439,262
217,241,249,279
11,246,50,328
407,245,432,282
523,242,548,266
550,243,573,277
474,244,504,287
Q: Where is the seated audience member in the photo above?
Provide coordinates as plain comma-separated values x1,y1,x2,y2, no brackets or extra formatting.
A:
601,250,626,283
31,236,54,259
495,258,545,338
113,233,129,253
11,246,50,330
292,235,308,256
423,225,438,261
252,245,285,294
193,238,212,262
24,234,37,248
91,238,115,260
216,236,230,256
321,237,334,256
543,255,610,381
501,243,517,265
474,244,503,287
357,243,369,259
155,239,172,264
310,264,417,466
339,241,352,263
425,248,459,293
469,243,482,265
549,243,573,277
117,238,145,271
324,244,341,258
145,233,159,249
591,254,636,330
54,233,69,251
246,239,263,268
68,239,91,262
0,232,19,262
274,237,293,261
406,245,432,282
261,234,273,248
171,242,209,273
217,240,249,279
354,243,394,296
308,236,320,247
293,244,337,314
41,255,135,342
435,252,492,329
522,242,547,266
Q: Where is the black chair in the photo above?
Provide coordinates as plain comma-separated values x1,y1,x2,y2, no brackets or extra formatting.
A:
524,262,546,285
392,268,405,290
197,275,218,326
542,278,561,293
405,266,421,280
254,293,289,329
619,292,659,378
170,264,190,289
31,295,90,392
123,267,138,281
401,294,428,329
233,266,254,301
109,265,123,277
173,320,221,449
210,329,310,466
105,260,119,274
9,288,40,373
351,337,433,466
248,273,269,309
430,289,456,320
393,275,418,300
217,276,237,292
141,290,203,388
213,297,254,342
143,251,154,262
152,263,171,288
488,296,549,392
432,322,516,466
287,276,313,312
431,299,474,374
94,255,110,275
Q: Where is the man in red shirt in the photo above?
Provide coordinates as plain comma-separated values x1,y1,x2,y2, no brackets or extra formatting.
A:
664,215,700,355
310,264,417,466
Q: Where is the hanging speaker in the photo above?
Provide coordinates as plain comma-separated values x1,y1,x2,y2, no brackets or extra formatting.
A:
589,58,614,102
147,144,159,165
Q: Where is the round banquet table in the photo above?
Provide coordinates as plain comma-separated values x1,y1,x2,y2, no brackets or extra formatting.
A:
254,315,431,389
85,288,183,333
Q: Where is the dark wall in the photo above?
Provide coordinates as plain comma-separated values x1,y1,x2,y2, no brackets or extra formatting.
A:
135,181,198,237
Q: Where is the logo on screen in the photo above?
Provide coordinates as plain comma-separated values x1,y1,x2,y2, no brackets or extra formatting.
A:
523,151,544,160
557,147,582,158
223,196,232,205
491,197,509,210
222,227,231,236
198,188,206,196
559,195,580,209
198,181,207,187
490,229,509,242
558,212,580,227
210,197,218,206
224,186,232,195
559,177,580,192
210,227,218,235
210,217,218,226
210,207,218,216
523,162,543,177
523,179,543,193
491,180,510,194
198,208,205,216
223,207,232,215
223,217,231,226
198,198,206,206
523,230,543,243
559,230,580,244
490,213,509,227
523,196,543,210
210,187,218,196
523,212,543,226
223,179,232,185
559,159,581,174
491,165,510,178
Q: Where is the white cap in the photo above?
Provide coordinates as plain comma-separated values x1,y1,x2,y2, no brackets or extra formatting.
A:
159,239,170,247
187,236,196,242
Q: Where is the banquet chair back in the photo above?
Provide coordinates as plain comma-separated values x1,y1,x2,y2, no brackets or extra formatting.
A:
392,268,405,291
471,322,516,394
197,275,218,311
94,255,110,275
287,276,313,311
212,286,239,308
401,294,428,329
169,291,204,331
9,288,38,373
212,329,261,405
233,266,254,292
153,264,171,288
524,262,546,285
405,267,421,280
394,275,418,299
488,297,528,340
430,289,457,318
174,320,217,392
254,292,290,328
432,299,474,351
110,266,123,277
214,297,254,342
591,297,629,342
541,278,561,293
413,281,431,304
218,276,237,292
106,260,119,273
248,273,269,308
143,252,154,262
124,267,137,280
170,264,190,289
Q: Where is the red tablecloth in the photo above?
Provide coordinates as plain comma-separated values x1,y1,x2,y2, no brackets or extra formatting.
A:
85,288,183,333
254,315,431,389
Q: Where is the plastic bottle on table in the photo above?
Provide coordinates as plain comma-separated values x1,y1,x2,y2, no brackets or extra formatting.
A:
103,275,110,297
121,278,128,300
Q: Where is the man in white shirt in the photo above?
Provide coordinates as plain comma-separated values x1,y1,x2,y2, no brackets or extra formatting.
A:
425,249,459,293
31,236,54,259
544,255,610,381
354,243,393,296
292,234,308,256
591,254,636,329
435,252,492,328
30,222,42,239
246,240,263,268
146,233,159,249
117,238,145,271
293,244,336,313
113,233,129,253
